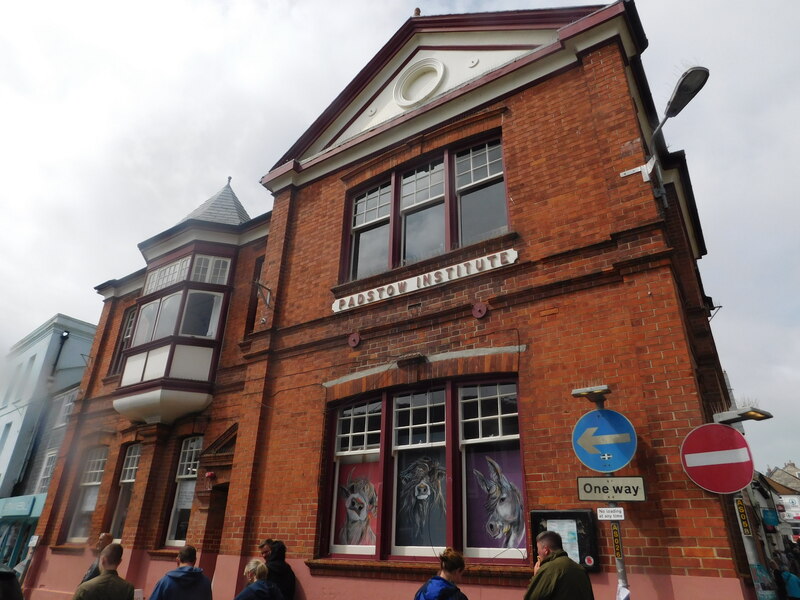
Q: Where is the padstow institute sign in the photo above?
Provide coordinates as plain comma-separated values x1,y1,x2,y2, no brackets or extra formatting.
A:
332,249,518,313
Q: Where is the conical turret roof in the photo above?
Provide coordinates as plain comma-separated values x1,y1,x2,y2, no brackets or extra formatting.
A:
181,177,250,225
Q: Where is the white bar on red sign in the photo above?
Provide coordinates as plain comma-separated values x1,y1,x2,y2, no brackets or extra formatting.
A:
684,447,750,467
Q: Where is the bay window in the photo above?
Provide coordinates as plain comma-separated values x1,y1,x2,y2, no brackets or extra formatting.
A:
119,252,231,388
348,140,507,281
166,436,202,546
328,381,525,561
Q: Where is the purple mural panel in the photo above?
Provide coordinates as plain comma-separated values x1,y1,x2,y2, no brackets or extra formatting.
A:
465,443,526,549
334,461,380,546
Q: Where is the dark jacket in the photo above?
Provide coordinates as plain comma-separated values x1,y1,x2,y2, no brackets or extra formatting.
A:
267,541,296,600
524,550,594,600
80,557,101,583
150,565,212,600
0,565,23,600
414,575,468,600
234,579,285,600
72,569,134,600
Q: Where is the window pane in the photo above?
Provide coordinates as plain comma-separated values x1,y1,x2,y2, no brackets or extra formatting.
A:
168,479,196,542
464,441,526,551
334,459,381,548
352,222,389,279
403,202,444,265
353,183,391,228
180,292,223,338
153,293,182,341
132,301,159,346
395,448,446,547
460,179,507,247
401,160,444,209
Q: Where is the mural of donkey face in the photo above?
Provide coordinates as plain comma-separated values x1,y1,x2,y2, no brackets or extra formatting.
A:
338,471,378,545
398,455,446,540
473,456,525,548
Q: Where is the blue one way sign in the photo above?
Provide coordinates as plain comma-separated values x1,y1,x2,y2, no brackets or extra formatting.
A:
572,409,637,473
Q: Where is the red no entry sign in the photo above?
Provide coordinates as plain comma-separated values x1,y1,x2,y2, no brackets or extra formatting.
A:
680,423,754,494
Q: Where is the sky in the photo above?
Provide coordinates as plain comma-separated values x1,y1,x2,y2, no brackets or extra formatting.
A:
0,1,797,473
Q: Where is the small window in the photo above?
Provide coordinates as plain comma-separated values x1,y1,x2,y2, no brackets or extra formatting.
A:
131,293,181,346
143,257,191,295
36,451,58,494
68,447,108,542
111,444,141,540
109,307,138,376
54,388,79,428
166,437,202,545
191,256,231,285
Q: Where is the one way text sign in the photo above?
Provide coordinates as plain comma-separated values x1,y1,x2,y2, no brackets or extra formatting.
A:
578,476,646,502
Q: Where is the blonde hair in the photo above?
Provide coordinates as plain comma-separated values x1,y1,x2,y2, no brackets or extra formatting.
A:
439,547,465,573
244,559,268,581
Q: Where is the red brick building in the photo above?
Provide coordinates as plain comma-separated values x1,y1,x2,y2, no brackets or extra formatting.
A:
25,3,754,599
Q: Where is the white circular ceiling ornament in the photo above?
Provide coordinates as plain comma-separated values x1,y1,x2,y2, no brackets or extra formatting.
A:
393,58,446,109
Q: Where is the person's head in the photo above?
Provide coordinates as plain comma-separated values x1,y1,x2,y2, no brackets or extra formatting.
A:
268,540,287,562
178,545,197,566
243,559,268,583
536,531,563,562
100,543,123,571
95,532,113,552
258,539,274,561
438,547,465,582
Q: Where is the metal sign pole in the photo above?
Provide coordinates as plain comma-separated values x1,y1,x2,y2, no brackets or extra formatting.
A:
609,500,630,600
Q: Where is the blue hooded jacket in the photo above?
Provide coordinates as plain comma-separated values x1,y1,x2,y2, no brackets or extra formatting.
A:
414,575,468,600
150,566,212,600
234,579,285,600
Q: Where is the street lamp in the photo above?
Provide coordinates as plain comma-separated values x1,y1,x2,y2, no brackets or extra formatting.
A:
572,385,610,409
620,66,710,205
713,407,773,425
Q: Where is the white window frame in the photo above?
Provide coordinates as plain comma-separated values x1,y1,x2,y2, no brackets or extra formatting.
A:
54,388,79,428
67,447,108,542
190,255,231,285
36,450,58,494
391,389,447,558
330,400,382,556
143,256,191,295
165,437,202,546
110,444,141,541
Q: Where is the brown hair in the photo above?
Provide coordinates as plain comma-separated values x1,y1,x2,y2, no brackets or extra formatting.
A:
439,547,465,573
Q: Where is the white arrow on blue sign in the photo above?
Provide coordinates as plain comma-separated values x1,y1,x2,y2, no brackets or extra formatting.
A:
572,409,637,473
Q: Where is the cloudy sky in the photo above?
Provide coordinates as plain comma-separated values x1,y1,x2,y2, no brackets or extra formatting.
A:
1,1,797,472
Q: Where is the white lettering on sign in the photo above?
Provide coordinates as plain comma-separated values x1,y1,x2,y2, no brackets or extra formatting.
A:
332,249,519,313
597,507,625,521
684,447,750,467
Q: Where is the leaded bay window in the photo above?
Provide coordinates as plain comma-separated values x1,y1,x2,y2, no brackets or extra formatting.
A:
166,437,202,546
327,381,525,561
110,444,141,540
348,140,507,281
68,447,108,542
119,252,231,388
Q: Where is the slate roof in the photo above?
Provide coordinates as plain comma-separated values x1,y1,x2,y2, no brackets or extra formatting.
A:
181,177,251,226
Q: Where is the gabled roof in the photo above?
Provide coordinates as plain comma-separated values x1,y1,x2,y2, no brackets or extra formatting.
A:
261,1,648,193
180,177,251,226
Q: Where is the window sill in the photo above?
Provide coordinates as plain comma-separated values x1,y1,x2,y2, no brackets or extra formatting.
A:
50,544,87,555
306,557,531,587
148,548,183,561
333,231,520,297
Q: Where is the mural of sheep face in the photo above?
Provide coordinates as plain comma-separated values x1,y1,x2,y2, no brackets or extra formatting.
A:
473,456,525,548
397,455,446,544
338,471,378,545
